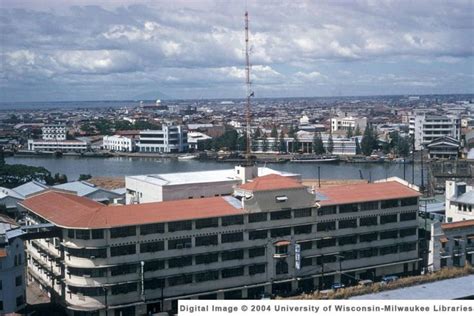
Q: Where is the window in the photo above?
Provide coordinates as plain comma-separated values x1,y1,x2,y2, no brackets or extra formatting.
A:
222,215,244,226
380,214,398,224
140,241,164,253
195,253,219,264
339,204,358,213
359,232,378,242
359,248,378,258
68,229,75,238
360,201,378,211
381,199,399,209
144,278,165,290
168,220,192,232
195,218,218,229
380,230,398,240
400,212,417,221
195,271,219,283
16,295,25,307
380,245,398,255
168,238,192,249
69,267,107,278
168,256,193,268
317,206,337,216
275,261,288,274
399,242,417,252
401,197,418,206
91,229,104,239
270,227,291,238
301,257,313,267
399,227,417,237
249,264,266,275
339,219,357,229
110,245,136,257
249,247,265,258
316,237,336,248
222,267,245,279
294,225,312,235
340,250,358,260
15,275,23,286
140,223,165,235
75,230,90,240
195,235,218,247
143,260,165,272
110,226,136,238
317,255,336,264
111,283,137,295
224,290,242,299
67,248,107,259
338,235,357,246
221,249,244,261
111,264,136,276
221,232,243,243
69,286,104,297
248,212,267,223
299,241,313,250
317,221,336,231
294,208,312,218
360,216,378,226
270,210,291,220
249,230,267,240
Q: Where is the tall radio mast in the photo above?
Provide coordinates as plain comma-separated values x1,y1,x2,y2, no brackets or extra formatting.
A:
244,10,253,163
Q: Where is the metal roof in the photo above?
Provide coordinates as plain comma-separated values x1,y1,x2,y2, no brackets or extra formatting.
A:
13,181,48,197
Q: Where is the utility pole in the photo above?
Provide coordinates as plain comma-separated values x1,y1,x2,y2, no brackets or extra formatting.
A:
244,10,253,164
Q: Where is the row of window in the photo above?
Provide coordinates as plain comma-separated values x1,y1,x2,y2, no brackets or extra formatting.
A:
317,198,418,216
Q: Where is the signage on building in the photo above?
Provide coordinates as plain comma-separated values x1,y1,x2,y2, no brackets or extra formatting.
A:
295,243,301,270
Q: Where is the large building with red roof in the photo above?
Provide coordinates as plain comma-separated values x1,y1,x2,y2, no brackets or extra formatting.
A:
19,175,421,315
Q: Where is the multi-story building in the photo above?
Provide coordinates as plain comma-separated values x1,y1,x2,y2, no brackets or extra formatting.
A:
426,136,460,160
428,220,474,272
445,181,474,222
27,139,89,152
0,215,26,314
137,125,188,153
42,124,67,141
102,135,135,152
409,112,461,150
20,175,420,315
331,116,367,133
125,166,299,204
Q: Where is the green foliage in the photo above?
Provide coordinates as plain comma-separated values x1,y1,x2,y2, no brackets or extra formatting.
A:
211,129,239,151
312,133,325,155
354,125,362,136
327,135,334,154
279,130,286,153
0,163,52,188
360,124,378,156
346,126,353,138
262,134,268,152
270,125,278,138
253,127,262,139
114,120,133,130
355,137,362,155
78,174,92,181
288,124,296,138
388,131,411,157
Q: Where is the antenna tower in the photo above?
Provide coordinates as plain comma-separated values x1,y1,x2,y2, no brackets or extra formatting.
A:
244,10,253,162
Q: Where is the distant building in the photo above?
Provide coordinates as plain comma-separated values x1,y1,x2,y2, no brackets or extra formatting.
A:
42,124,66,141
0,215,26,314
102,135,135,152
445,181,474,223
409,113,461,150
187,132,212,151
137,125,188,153
331,116,367,133
53,181,124,205
428,220,474,272
0,187,23,216
27,139,89,152
426,136,460,160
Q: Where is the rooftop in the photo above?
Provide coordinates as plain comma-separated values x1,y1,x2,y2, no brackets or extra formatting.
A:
316,181,421,206
20,190,243,229
441,219,474,230
239,174,305,192
127,169,240,186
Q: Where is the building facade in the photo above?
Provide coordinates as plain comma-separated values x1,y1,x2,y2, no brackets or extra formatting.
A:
42,125,67,141
426,136,460,160
331,116,367,133
409,113,461,150
20,175,420,315
445,181,474,222
137,126,188,153
102,135,135,152
27,139,89,152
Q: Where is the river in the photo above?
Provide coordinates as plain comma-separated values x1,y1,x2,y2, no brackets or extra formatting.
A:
5,156,426,185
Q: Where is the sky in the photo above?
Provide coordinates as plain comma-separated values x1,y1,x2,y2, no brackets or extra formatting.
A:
1,0,473,102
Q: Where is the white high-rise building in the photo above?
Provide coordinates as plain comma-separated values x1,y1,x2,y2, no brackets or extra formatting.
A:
137,125,188,153
409,113,461,150
331,116,367,133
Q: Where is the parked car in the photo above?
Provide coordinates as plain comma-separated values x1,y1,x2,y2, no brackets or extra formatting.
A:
381,275,399,285
331,283,345,290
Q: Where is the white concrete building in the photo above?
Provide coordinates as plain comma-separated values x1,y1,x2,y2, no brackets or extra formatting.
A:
331,116,367,133
187,132,212,151
445,181,474,223
42,124,66,140
102,135,135,152
409,112,461,150
20,176,420,315
27,139,89,152
0,216,26,314
125,166,299,204
137,125,188,153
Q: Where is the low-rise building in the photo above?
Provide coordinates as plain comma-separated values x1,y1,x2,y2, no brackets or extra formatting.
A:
53,181,124,204
102,135,135,152
187,132,212,151
331,116,367,133
445,181,474,222
426,136,460,160
0,215,26,314
42,124,66,141
20,175,420,315
27,139,89,152
137,125,188,153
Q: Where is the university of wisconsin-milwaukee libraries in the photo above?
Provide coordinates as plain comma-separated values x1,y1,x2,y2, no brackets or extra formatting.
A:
19,167,421,316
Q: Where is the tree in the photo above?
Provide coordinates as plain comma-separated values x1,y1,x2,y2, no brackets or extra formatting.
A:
327,135,334,154
360,124,378,156
78,174,92,181
0,163,52,188
279,130,286,153
270,125,278,138
262,133,268,152
355,137,362,155
115,120,133,130
354,124,362,136
346,126,353,138
312,133,325,155
253,127,262,140
288,124,296,138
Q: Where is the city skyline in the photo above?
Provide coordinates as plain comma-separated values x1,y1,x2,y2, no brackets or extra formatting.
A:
1,0,473,102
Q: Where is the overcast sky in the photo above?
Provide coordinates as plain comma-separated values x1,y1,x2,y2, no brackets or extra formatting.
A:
1,0,473,102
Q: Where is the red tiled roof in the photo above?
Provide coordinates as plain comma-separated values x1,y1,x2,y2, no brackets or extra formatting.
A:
238,174,305,192
317,181,421,206
20,190,243,229
441,219,474,230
